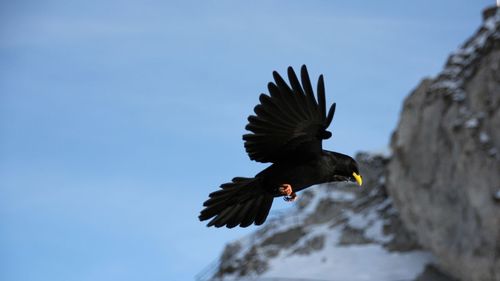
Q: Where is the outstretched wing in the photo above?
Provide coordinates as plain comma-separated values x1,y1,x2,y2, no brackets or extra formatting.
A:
243,65,336,163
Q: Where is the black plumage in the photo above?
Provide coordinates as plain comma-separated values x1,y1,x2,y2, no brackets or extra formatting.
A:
199,65,362,228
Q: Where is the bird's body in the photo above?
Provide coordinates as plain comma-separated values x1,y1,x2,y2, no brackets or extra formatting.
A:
199,65,362,228
257,155,329,196
257,151,353,197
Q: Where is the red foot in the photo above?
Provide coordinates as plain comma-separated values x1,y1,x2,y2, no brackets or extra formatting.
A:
279,184,297,202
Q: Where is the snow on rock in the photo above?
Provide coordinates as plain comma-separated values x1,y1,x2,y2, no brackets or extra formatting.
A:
201,154,442,281
430,5,500,103
261,229,432,281
494,189,500,200
479,131,490,143
464,117,479,128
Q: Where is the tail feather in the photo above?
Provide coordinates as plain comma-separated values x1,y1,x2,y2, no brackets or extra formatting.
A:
226,202,251,228
199,177,274,228
240,197,262,227
255,195,273,225
207,206,234,227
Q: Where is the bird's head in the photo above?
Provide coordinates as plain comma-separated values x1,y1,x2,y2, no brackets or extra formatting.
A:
328,152,363,186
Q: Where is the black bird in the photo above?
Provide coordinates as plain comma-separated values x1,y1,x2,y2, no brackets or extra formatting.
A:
199,65,362,228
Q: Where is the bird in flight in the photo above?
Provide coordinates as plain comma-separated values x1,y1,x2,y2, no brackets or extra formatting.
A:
199,65,362,228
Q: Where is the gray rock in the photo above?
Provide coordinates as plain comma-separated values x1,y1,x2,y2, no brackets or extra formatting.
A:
292,235,325,255
414,264,459,281
387,7,500,281
338,225,373,246
260,227,305,248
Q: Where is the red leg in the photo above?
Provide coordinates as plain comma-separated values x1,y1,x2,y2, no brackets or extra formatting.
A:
279,184,297,202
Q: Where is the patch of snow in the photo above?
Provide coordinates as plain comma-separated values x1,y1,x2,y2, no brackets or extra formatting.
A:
298,185,356,216
261,213,303,235
430,80,462,91
329,190,357,202
441,65,462,76
345,203,393,243
465,118,479,128
260,225,433,281
431,8,499,100
365,219,393,243
378,175,386,185
366,147,392,158
449,52,465,64
474,31,489,47
299,186,325,215
479,131,490,144
488,147,498,157
452,90,466,102
484,10,500,31
375,198,392,212
494,190,500,200
347,211,377,230
368,188,379,197
459,105,470,116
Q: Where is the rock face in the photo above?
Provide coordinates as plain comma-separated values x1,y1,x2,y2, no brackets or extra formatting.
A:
387,7,500,281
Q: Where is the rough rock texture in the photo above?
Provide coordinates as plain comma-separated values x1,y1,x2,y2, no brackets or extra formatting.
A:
415,265,460,281
387,7,500,281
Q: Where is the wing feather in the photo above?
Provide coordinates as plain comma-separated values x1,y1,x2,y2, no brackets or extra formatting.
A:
287,66,306,97
295,66,318,119
254,195,273,225
325,103,336,128
317,75,326,118
240,196,263,227
267,83,305,121
300,65,316,110
273,72,310,120
243,65,336,163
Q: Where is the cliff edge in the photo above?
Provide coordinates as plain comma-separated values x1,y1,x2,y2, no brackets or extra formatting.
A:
387,6,500,281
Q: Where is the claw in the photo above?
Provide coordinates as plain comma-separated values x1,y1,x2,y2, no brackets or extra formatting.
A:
284,192,297,202
279,184,297,202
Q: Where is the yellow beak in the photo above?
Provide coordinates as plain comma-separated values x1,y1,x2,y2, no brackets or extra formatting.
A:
352,172,363,186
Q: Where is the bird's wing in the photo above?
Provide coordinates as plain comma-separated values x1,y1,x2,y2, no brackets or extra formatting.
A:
243,65,336,163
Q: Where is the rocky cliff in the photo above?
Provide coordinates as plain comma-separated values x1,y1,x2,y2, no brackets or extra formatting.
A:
197,153,441,281
387,6,500,281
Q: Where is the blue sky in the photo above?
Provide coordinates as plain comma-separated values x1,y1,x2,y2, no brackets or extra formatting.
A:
0,1,494,280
